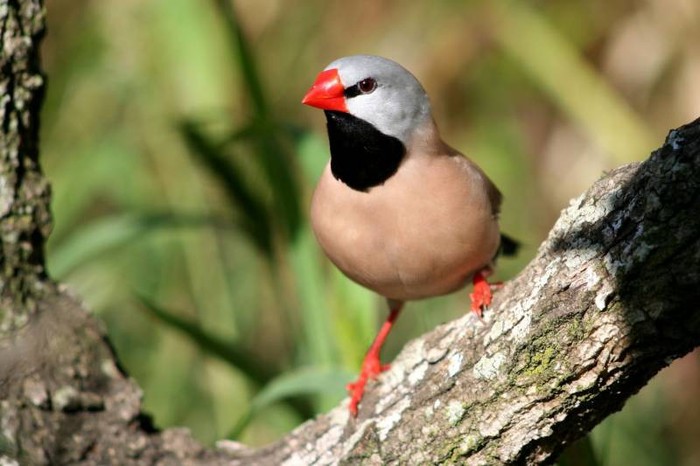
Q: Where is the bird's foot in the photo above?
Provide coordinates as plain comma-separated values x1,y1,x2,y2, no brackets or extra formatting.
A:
470,271,501,318
347,352,389,416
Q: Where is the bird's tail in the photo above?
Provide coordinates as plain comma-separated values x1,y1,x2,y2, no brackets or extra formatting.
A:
498,233,520,257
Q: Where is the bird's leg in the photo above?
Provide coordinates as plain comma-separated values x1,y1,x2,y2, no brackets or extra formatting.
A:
469,270,500,318
347,302,403,416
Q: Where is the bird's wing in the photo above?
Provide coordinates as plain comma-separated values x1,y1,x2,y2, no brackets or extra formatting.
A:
439,140,503,217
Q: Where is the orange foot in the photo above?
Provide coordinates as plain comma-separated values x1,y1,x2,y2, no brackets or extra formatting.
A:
347,352,390,416
469,271,502,318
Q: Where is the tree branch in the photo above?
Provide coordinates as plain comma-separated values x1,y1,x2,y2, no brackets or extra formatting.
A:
1,2,699,464
227,119,700,465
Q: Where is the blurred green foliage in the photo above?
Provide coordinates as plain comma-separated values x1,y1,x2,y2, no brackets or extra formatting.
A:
41,0,699,463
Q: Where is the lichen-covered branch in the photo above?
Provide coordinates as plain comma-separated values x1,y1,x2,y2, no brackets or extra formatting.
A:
0,2,698,463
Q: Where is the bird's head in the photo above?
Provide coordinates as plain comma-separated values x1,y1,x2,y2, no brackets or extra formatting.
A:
302,55,432,145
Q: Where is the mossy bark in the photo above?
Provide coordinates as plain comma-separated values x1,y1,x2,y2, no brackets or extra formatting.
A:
1,1,699,464
0,0,51,332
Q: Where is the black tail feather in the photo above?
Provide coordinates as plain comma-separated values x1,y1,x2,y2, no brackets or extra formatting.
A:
499,233,520,257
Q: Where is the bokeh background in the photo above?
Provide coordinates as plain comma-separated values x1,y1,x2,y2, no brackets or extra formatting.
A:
40,0,699,464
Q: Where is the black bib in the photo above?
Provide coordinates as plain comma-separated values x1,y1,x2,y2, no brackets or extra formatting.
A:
324,111,406,192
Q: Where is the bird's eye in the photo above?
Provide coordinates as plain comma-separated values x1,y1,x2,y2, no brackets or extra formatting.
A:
343,78,378,98
358,78,377,94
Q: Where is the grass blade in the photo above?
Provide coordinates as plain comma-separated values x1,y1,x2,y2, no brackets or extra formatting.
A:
228,366,352,439
492,0,657,164
137,295,317,424
49,212,228,277
137,295,278,386
179,119,274,257
211,0,302,240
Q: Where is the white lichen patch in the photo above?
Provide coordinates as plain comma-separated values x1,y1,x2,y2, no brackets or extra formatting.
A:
668,129,684,150
446,399,465,425
552,194,607,239
215,440,248,453
53,385,79,411
595,281,614,310
473,352,506,380
425,345,448,363
282,452,310,466
280,407,349,465
398,339,425,368
376,397,411,441
101,358,120,379
408,361,429,386
563,246,599,271
459,434,481,454
603,254,626,276
583,266,602,289
603,223,651,276
484,318,506,345
375,375,409,413
508,311,532,344
386,339,426,391
497,260,559,345
329,404,351,426
0,176,14,218
312,423,345,464
447,352,463,378
567,370,598,394
549,183,632,261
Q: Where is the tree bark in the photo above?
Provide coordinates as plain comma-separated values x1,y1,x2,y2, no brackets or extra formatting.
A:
0,0,51,331
1,2,699,465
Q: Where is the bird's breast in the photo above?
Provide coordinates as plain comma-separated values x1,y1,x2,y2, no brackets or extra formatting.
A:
310,154,500,301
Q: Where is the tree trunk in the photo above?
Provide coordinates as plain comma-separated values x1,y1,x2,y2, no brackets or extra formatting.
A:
0,0,51,331
1,2,699,465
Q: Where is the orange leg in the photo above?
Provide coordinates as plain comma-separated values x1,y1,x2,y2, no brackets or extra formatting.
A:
469,270,500,318
347,303,403,416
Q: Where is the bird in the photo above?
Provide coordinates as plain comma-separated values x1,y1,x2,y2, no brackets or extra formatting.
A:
301,55,518,416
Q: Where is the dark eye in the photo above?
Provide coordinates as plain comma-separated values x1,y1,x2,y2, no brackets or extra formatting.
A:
358,78,377,94
344,78,378,98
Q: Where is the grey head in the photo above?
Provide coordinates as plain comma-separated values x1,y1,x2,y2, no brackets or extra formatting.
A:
326,55,433,145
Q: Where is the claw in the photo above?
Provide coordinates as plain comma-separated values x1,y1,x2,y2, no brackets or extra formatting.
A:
347,353,390,416
470,271,500,318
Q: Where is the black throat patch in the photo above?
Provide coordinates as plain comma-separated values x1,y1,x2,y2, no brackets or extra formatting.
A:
324,110,406,192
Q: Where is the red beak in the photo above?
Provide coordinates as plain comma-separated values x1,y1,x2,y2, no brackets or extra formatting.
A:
302,68,348,112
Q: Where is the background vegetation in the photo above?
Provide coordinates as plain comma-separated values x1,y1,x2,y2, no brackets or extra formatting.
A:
40,0,699,464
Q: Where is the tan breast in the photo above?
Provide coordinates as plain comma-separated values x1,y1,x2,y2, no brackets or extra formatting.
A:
310,146,501,302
